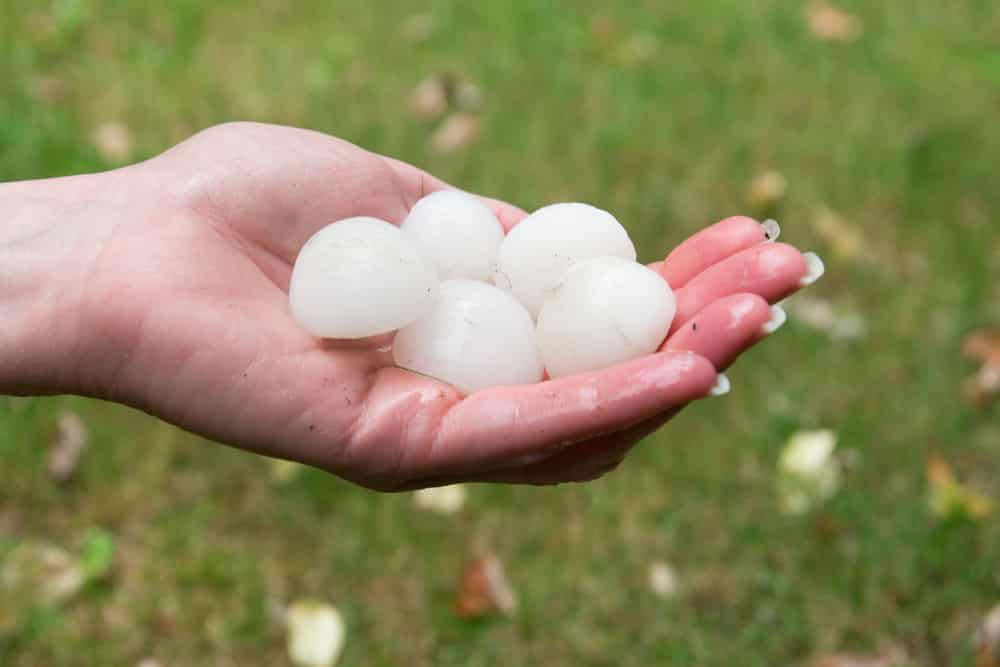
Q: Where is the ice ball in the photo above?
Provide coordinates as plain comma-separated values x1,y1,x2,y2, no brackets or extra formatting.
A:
493,202,636,317
392,279,544,394
401,190,505,282
289,217,439,339
536,256,676,378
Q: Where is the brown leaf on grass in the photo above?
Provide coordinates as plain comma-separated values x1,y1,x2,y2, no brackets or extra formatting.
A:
962,328,1000,408
747,170,788,210
430,113,480,153
589,14,618,47
453,555,517,617
47,411,88,482
927,455,993,519
812,207,870,262
806,2,863,43
808,653,906,667
409,76,450,120
92,122,133,163
400,14,435,43
1,541,85,605
978,603,1000,667
33,75,69,104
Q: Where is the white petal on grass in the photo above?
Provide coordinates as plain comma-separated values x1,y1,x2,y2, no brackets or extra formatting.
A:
647,561,679,599
777,429,841,515
413,484,467,515
286,600,346,667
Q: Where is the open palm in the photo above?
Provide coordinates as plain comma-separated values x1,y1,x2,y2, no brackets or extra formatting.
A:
76,123,812,490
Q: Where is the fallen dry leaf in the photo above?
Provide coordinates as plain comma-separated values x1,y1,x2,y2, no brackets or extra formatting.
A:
413,484,466,514
135,659,162,667
963,328,1000,408
747,170,788,211
1,540,85,605
409,75,450,120
430,113,480,153
48,411,88,482
92,122,133,163
979,603,1000,667
927,455,993,519
400,13,435,43
33,75,68,104
286,599,345,667
809,652,906,667
454,555,517,618
812,207,870,262
806,2,863,43
648,561,679,599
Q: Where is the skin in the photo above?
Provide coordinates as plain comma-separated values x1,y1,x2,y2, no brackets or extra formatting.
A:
0,122,814,491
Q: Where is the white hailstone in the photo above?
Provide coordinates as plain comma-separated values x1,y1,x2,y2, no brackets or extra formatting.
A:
536,256,676,378
494,202,637,317
400,190,505,282
289,217,439,339
392,279,544,394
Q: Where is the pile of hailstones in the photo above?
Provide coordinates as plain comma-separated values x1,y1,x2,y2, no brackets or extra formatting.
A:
290,192,685,394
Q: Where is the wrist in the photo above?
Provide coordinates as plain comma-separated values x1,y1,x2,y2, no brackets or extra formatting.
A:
0,177,122,395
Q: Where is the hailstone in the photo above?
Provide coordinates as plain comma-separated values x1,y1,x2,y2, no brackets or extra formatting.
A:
536,256,676,378
400,190,505,282
392,279,544,394
289,217,439,339
493,202,637,317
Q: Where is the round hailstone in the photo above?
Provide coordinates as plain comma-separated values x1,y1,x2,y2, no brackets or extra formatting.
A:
393,279,544,394
289,217,439,339
493,202,637,317
536,256,676,378
401,190,505,282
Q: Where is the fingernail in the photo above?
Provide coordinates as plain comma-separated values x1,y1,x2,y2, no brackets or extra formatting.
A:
761,304,787,334
762,219,781,242
709,373,731,397
800,252,825,286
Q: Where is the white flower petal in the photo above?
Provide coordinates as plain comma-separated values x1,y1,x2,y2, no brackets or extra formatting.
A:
286,600,345,667
413,484,466,515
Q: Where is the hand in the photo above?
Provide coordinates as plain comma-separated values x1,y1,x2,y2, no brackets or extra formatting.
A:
1,122,815,490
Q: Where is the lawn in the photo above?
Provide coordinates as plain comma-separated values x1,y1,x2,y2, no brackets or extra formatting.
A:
2,1,999,665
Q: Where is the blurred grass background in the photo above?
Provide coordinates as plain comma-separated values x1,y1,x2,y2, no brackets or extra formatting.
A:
2,1,999,665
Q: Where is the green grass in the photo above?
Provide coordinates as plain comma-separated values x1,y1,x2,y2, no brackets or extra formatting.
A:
2,1,999,665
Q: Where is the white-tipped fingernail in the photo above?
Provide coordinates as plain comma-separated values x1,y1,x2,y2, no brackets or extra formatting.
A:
761,304,787,334
800,252,825,286
762,219,781,242
709,373,731,397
